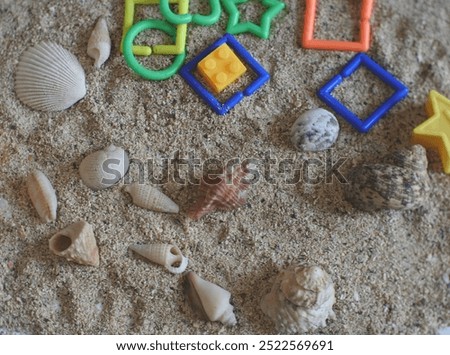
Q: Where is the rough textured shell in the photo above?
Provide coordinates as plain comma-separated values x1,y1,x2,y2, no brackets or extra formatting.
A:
130,243,188,274
26,170,57,223
261,265,335,334
49,220,99,266
79,145,129,190
184,271,237,326
291,108,339,151
344,145,430,211
124,183,179,213
87,16,111,68
15,42,86,111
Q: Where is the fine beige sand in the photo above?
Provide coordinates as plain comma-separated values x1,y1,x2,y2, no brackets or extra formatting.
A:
0,0,449,334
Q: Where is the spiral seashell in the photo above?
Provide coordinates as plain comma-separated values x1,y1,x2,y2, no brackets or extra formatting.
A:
87,16,111,68
184,271,237,326
49,220,99,266
26,170,57,223
124,183,179,213
79,145,129,190
130,243,188,274
344,145,431,211
187,163,254,220
261,265,336,334
15,42,86,111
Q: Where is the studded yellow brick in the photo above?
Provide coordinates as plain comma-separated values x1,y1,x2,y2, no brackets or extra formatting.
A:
197,44,247,93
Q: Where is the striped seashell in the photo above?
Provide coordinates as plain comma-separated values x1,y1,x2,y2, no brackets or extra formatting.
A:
124,183,179,213
87,16,111,68
130,243,188,274
26,170,57,223
15,42,86,111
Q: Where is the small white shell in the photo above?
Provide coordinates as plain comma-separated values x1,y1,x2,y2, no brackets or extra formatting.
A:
184,271,237,326
15,42,86,111
261,265,336,334
79,145,129,190
87,16,111,68
130,243,188,274
291,108,339,151
124,183,179,213
26,170,57,223
49,220,99,266
0,198,12,221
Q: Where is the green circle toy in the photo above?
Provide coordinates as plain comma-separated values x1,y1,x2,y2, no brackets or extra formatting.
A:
159,0,221,26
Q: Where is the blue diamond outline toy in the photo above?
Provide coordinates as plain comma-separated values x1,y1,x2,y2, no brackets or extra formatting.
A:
179,33,270,115
317,53,408,133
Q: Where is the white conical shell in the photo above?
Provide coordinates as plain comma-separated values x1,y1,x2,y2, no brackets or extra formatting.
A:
130,243,188,274
49,220,99,266
15,42,86,111
26,170,57,223
184,272,237,326
124,183,179,213
79,145,129,190
87,16,111,68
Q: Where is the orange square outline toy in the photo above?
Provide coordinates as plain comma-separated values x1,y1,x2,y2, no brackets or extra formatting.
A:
302,0,374,52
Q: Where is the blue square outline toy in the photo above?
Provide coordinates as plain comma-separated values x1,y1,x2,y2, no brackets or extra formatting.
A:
317,53,408,133
179,33,270,115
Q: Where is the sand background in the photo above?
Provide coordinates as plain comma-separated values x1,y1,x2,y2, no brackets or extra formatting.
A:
0,0,449,334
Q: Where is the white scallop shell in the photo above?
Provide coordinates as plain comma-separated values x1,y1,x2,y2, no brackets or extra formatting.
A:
15,42,86,111
87,16,111,68
184,271,237,326
79,145,129,190
124,183,179,213
49,220,99,266
26,170,57,223
261,265,336,334
130,243,188,274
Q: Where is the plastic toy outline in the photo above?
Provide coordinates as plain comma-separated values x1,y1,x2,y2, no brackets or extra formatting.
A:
317,53,408,133
302,0,374,52
121,0,188,56
179,33,269,115
123,19,186,80
159,0,221,25
412,90,450,174
221,0,286,39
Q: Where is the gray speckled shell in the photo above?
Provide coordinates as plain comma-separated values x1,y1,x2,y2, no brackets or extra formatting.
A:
291,108,339,151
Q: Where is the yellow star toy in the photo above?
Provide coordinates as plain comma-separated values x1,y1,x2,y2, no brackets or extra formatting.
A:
412,90,450,174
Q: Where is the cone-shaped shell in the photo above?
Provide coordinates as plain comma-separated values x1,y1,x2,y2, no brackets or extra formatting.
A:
15,42,86,111
79,145,129,190
26,170,57,223
184,271,237,326
130,243,188,274
87,16,111,68
124,183,179,213
49,220,99,266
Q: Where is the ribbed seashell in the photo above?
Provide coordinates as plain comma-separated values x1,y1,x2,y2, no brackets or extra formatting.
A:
261,265,336,334
49,220,99,266
184,271,237,326
15,42,86,111
130,243,188,274
124,183,179,213
87,16,111,68
344,145,431,211
291,108,339,151
79,145,129,190
187,163,254,220
26,170,57,223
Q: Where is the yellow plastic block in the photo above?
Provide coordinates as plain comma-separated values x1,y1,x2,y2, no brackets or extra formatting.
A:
197,44,247,93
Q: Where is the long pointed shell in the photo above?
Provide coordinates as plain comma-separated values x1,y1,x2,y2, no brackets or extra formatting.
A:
15,42,86,111
124,183,179,213
79,145,129,190
49,220,99,266
184,271,237,326
130,243,188,274
26,170,57,223
87,16,111,68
